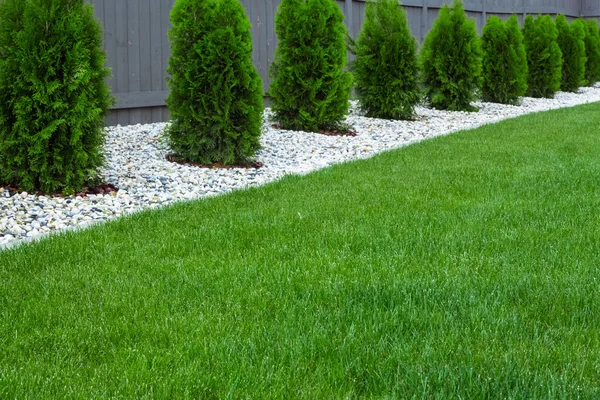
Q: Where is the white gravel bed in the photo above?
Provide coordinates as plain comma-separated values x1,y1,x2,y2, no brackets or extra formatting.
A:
2,85,600,250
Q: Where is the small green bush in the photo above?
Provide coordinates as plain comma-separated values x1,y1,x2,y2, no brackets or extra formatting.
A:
481,15,528,105
556,15,586,92
0,0,112,194
421,0,482,111
583,19,600,85
269,0,352,132
349,0,420,120
522,15,563,98
166,0,263,165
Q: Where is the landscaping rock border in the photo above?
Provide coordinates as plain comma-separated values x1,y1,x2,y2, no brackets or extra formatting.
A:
2,86,600,250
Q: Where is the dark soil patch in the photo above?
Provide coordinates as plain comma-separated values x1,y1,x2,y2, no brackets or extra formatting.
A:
271,124,357,137
1,183,118,198
166,154,263,169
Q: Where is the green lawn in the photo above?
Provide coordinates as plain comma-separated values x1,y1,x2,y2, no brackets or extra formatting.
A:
2,103,600,398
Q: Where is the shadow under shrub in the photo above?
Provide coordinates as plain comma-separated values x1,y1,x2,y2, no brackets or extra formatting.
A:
421,0,482,112
269,0,352,132
348,0,420,120
0,0,113,194
166,0,263,165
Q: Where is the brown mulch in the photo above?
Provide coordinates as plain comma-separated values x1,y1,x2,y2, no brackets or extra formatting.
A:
271,123,357,137
74,183,119,198
165,154,264,169
1,183,118,198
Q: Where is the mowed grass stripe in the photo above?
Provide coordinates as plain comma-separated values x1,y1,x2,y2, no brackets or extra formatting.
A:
1,103,600,398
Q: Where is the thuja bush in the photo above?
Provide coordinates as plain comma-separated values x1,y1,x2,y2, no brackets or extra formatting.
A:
522,15,563,98
556,15,586,92
583,19,600,85
481,15,528,104
505,15,529,98
348,0,420,120
421,0,482,111
166,0,263,165
0,0,112,194
269,0,352,132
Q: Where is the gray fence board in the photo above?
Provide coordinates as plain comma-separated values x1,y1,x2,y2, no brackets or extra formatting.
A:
85,0,598,126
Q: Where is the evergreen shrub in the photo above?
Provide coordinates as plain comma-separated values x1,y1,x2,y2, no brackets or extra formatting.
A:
0,0,113,194
556,15,586,92
166,0,263,165
481,15,528,104
349,0,420,120
583,19,600,85
269,0,352,132
421,0,482,111
522,15,563,98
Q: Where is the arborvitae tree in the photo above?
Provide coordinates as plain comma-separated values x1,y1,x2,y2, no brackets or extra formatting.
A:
481,15,528,104
421,0,482,111
583,19,600,85
269,0,352,132
348,0,420,120
505,15,529,99
556,15,586,92
0,0,112,194
166,0,263,165
522,15,563,98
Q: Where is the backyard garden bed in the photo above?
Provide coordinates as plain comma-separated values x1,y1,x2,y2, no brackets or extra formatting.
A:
1,86,600,249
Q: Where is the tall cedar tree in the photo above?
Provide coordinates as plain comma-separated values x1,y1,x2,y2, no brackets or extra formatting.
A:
481,15,528,104
349,0,420,120
269,0,352,132
556,15,586,92
421,0,482,111
583,19,600,85
0,0,112,194
505,16,529,98
166,0,263,165
522,15,563,98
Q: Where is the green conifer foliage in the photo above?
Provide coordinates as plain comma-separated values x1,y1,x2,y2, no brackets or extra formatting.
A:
0,0,113,194
421,0,482,111
522,15,563,98
349,0,420,120
505,15,529,99
583,19,600,85
269,0,352,132
481,15,528,104
166,0,263,165
556,15,586,92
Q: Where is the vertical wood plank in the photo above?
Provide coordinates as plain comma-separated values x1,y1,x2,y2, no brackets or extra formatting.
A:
150,0,164,123
103,0,118,97
115,0,129,125
161,0,174,92
128,0,141,124
266,0,277,91
139,0,153,124
422,0,429,41
345,0,353,41
352,1,360,38
106,110,117,127
259,0,269,93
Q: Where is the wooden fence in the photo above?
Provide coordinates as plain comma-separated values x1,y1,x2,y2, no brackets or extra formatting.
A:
87,0,600,126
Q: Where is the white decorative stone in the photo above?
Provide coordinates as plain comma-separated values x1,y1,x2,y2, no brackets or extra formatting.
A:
2,87,600,249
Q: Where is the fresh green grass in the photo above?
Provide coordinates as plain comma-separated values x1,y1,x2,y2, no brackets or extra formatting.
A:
2,103,600,398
